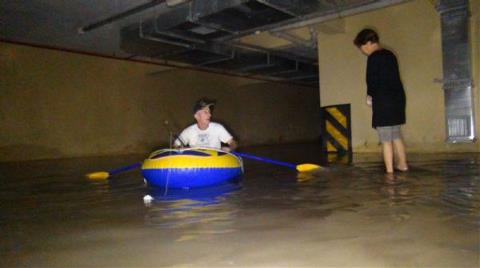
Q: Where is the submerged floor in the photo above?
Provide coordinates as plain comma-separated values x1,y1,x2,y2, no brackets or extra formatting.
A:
1,144,479,267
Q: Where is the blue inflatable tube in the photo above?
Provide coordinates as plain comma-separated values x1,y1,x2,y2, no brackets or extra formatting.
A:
141,148,243,189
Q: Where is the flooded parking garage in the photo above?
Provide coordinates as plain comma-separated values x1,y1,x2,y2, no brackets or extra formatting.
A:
1,144,478,267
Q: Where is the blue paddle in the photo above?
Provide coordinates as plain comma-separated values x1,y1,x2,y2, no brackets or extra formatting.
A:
233,151,320,172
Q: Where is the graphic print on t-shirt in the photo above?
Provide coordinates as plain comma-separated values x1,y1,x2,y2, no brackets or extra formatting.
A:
198,133,209,146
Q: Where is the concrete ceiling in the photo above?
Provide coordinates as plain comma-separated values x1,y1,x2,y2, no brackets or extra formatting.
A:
0,0,410,87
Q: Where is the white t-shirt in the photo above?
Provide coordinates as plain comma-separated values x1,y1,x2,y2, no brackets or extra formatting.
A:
174,122,233,149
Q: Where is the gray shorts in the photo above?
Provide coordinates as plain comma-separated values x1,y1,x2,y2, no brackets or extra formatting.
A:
377,125,402,142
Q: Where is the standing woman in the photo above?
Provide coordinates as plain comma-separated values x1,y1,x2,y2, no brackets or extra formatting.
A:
354,28,408,173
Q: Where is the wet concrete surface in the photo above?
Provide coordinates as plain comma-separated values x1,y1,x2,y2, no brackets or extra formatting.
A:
0,143,479,267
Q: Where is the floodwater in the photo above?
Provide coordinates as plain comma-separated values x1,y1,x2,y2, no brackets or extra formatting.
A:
1,144,479,267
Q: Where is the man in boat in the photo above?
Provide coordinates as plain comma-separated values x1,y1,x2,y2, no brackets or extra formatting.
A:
174,98,238,152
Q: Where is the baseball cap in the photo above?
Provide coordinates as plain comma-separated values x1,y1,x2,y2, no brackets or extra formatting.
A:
193,98,216,114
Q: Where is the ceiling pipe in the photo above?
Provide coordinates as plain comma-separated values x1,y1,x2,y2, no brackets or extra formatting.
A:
139,22,191,48
272,0,412,31
166,0,191,7
197,52,236,66
271,0,412,32
231,41,315,64
256,0,298,16
78,0,167,34
269,31,317,49
217,0,411,41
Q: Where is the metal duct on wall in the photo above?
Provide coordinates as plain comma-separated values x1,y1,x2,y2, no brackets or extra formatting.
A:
437,0,476,143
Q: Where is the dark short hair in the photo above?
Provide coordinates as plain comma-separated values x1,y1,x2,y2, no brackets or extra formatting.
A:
353,28,379,47
193,97,216,114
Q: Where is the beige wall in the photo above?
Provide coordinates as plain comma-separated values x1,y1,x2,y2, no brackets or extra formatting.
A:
318,0,479,153
0,43,320,161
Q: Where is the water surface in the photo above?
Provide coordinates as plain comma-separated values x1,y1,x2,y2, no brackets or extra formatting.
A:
1,144,478,267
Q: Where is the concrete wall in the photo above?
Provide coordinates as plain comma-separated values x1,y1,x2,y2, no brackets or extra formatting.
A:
318,0,479,153
0,43,321,161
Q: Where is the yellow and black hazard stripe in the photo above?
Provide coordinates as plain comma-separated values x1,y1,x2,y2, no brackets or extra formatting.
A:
321,104,352,154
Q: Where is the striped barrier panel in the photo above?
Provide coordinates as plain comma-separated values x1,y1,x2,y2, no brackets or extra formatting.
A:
321,104,352,163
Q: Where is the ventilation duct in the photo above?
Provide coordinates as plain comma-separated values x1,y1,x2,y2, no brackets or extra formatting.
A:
120,0,320,87
437,0,476,143
119,1,411,87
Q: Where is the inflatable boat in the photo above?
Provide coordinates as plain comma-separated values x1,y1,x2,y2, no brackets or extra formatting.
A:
141,148,243,188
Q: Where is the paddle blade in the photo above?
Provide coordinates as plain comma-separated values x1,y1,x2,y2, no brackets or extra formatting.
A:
86,171,110,180
296,163,321,172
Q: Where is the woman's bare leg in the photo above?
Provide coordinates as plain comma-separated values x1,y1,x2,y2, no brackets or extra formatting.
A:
393,138,408,171
382,141,394,173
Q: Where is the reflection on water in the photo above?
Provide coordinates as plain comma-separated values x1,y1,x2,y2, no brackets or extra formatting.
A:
144,183,240,232
0,147,479,267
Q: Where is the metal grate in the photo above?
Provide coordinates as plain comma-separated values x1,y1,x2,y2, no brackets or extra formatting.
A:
447,117,470,137
438,0,476,143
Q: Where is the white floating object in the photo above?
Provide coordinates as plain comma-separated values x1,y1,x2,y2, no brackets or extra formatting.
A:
143,194,154,204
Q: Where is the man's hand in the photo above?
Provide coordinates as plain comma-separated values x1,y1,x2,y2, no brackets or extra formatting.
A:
366,95,373,107
221,139,237,152
221,146,232,152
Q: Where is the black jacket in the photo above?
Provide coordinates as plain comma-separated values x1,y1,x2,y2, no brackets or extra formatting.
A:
366,49,406,128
